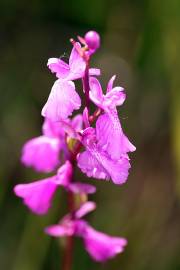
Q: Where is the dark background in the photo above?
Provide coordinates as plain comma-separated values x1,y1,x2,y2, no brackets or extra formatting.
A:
0,0,180,269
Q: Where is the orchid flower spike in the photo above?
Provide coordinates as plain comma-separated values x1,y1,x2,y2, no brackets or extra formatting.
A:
14,30,135,266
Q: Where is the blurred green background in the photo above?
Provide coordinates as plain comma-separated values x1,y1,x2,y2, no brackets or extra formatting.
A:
0,0,180,269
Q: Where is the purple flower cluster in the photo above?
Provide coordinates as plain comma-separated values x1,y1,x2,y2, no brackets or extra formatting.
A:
14,31,135,263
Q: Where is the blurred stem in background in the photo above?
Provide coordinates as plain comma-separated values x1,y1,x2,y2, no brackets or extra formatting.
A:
161,0,180,197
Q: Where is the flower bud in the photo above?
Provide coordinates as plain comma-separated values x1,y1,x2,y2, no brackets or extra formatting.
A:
84,31,100,52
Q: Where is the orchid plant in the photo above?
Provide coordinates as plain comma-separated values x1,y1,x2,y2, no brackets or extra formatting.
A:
14,31,136,269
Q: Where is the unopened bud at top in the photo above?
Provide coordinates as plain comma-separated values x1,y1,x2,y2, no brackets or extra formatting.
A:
84,31,100,53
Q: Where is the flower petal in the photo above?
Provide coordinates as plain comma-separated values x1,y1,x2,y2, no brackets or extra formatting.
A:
89,68,101,76
75,202,96,219
68,183,96,194
79,124,131,184
93,149,131,184
68,43,86,80
47,58,70,79
42,80,81,121
89,77,103,107
106,75,116,92
83,224,127,262
45,223,74,237
58,120,80,139
14,176,57,215
71,114,83,132
105,87,126,108
77,150,108,180
96,112,136,159
42,118,65,138
56,161,73,186
21,136,60,173
83,107,90,128
90,76,127,111
78,146,131,185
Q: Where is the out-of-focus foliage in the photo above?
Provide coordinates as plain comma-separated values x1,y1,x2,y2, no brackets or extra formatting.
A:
0,0,180,269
